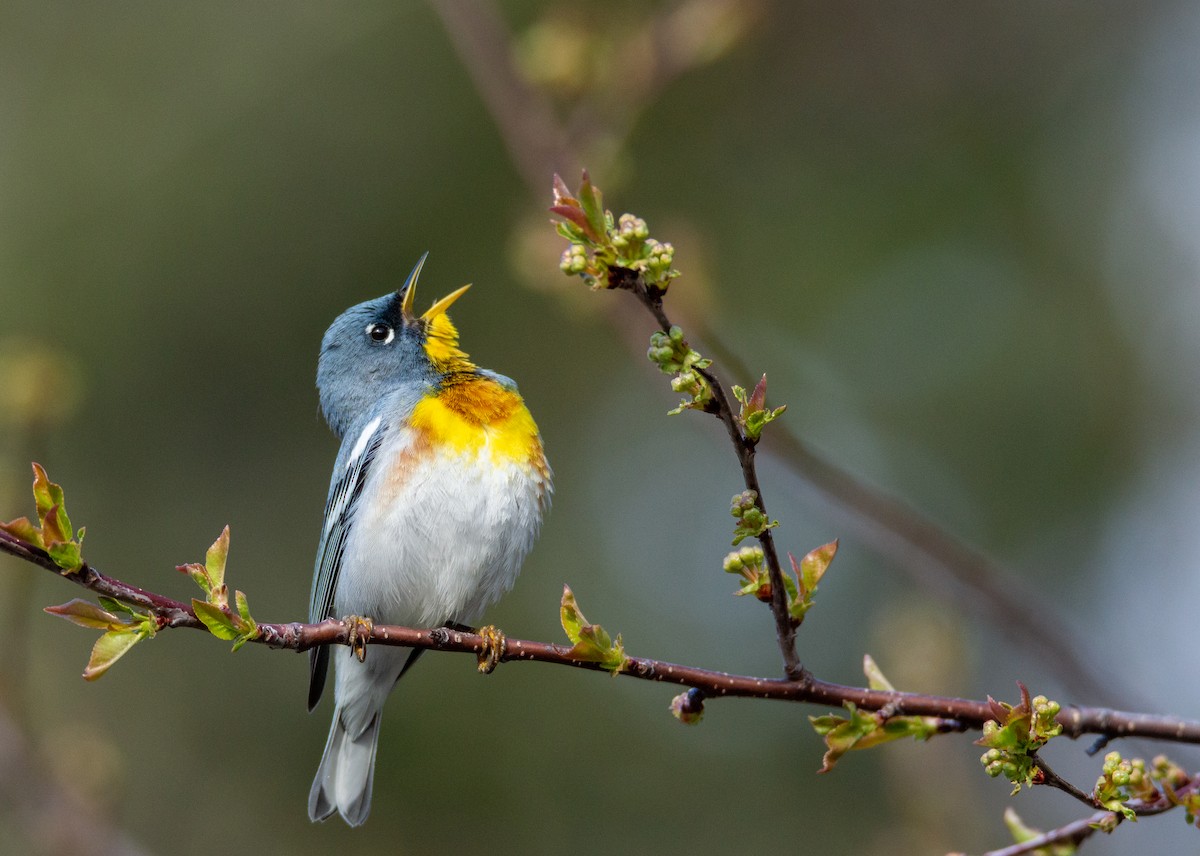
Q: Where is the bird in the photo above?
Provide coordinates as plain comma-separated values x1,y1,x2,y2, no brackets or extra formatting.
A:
306,253,551,826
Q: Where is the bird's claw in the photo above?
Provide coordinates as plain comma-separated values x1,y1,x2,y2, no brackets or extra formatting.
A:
345,615,374,663
476,624,506,674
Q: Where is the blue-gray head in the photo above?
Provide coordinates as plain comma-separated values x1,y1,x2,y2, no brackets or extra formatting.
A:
316,254,472,438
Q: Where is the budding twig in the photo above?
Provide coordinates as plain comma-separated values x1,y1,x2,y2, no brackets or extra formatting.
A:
622,279,803,679
5,528,1200,748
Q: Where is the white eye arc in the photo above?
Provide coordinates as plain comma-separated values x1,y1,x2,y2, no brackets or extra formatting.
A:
366,322,395,344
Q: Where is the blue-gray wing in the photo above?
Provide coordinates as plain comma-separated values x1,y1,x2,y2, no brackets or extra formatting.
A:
307,416,387,711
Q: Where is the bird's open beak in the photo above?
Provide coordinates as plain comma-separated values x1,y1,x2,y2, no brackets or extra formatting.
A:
398,251,429,317
421,284,471,320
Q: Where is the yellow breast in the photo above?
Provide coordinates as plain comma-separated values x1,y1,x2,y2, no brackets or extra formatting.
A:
408,375,546,473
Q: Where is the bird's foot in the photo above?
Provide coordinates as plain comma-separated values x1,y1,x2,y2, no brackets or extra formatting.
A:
476,624,506,674
344,615,374,663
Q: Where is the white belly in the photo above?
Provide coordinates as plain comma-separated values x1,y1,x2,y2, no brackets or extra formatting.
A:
335,428,548,628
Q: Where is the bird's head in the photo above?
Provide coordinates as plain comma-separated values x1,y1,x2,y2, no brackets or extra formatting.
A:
317,253,472,437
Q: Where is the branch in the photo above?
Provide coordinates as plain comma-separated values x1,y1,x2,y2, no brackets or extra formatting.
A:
6,530,1200,749
982,776,1200,856
1031,752,1097,808
620,276,802,679
982,811,1116,856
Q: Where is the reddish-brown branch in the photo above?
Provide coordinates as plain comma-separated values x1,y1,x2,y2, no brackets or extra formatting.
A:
6,531,1200,748
982,775,1200,856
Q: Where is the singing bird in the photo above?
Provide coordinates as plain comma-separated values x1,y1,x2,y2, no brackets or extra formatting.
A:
307,254,551,825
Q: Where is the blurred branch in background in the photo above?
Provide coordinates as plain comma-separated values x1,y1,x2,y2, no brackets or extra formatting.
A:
430,0,1124,707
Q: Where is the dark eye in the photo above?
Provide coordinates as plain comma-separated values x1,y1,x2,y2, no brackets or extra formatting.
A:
366,323,394,344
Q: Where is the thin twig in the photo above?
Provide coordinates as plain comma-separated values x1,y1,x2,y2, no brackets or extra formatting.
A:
981,810,1117,856
981,775,1200,856
622,278,802,678
1031,752,1096,808
6,531,1200,747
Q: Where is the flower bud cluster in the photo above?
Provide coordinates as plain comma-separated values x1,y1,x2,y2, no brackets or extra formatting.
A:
1030,695,1062,740
612,213,649,248
647,326,714,414
559,244,589,275
981,746,1023,781
722,544,765,575
644,239,675,277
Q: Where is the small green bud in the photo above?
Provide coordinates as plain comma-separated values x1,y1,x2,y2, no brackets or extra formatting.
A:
739,545,763,566
559,245,588,275
722,552,744,574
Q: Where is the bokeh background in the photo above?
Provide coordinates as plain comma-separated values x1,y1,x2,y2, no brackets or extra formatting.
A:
2,2,1200,853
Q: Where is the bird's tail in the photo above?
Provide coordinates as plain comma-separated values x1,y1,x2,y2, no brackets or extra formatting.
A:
308,705,383,826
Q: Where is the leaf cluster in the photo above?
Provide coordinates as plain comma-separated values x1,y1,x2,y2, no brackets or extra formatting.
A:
0,462,85,572
179,526,259,651
551,172,678,293
45,597,156,680
731,375,786,443
809,656,940,773
723,540,837,627
647,325,714,415
976,683,1063,794
559,585,628,674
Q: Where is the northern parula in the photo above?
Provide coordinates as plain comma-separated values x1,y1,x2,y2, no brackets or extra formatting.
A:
306,254,551,826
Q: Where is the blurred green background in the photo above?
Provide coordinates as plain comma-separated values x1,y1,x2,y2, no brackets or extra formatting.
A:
3,2,1200,853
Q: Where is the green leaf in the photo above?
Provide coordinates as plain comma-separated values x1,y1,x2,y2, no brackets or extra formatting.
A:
863,654,895,692
560,585,585,643
0,516,42,546
230,590,259,651
41,502,69,547
83,627,148,681
46,538,83,573
44,599,128,631
550,204,592,240
554,220,579,243
578,170,606,243
205,526,230,592
177,562,211,595
235,589,253,625
13,464,86,572
810,704,879,773
559,585,628,674
192,599,238,641
810,702,939,773
797,539,838,597
32,463,64,523
97,596,138,616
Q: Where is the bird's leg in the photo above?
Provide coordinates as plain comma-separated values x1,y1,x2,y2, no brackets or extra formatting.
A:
475,625,506,674
344,615,374,663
